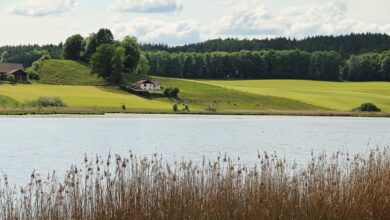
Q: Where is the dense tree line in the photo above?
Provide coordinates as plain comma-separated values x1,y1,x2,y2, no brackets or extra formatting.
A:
343,51,390,81
141,33,390,59
145,49,390,81
0,44,62,67
145,50,343,81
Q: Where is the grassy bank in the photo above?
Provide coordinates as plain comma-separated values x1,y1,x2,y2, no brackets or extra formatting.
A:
1,149,389,219
203,80,390,112
0,83,170,110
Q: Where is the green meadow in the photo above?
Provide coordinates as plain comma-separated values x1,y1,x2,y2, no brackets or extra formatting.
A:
0,84,170,110
1,59,390,114
202,80,390,112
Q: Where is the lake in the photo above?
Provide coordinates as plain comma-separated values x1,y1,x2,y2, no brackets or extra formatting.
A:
0,114,389,185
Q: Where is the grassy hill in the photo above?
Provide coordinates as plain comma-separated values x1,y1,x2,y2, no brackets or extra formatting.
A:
37,60,105,85
202,80,390,112
153,77,325,112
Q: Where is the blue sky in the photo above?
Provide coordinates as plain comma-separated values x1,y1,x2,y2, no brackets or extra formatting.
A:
0,0,389,45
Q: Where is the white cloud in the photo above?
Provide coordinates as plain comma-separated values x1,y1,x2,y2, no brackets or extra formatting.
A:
216,5,285,37
214,1,390,39
111,0,183,13
7,0,78,17
114,18,200,45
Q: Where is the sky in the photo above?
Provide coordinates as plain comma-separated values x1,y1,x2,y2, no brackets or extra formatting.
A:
0,0,389,46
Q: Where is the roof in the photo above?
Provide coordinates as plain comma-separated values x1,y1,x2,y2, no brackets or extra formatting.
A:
7,69,28,75
0,63,24,74
133,80,160,85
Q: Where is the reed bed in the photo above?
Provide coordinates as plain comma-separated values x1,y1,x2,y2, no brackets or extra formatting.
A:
1,149,390,220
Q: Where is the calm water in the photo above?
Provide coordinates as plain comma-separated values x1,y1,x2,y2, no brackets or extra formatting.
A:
0,115,389,185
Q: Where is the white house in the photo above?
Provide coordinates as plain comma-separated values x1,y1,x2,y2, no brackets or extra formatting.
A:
132,80,161,91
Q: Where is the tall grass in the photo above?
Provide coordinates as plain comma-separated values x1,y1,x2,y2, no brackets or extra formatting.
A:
1,149,390,219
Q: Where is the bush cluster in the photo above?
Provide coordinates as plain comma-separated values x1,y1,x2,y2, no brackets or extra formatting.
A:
354,103,381,112
30,96,67,107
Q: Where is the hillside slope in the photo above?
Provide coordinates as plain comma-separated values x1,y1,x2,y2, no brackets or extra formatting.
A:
37,60,105,85
203,80,390,112
152,77,325,111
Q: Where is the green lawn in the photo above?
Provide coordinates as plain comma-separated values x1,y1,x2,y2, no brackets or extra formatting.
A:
153,77,324,111
0,83,170,110
37,60,106,85
201,80,390,112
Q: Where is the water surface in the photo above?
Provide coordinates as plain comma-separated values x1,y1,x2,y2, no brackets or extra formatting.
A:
0,115,389,185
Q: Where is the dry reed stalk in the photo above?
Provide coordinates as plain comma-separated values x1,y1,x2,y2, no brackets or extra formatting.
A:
1,149,390,220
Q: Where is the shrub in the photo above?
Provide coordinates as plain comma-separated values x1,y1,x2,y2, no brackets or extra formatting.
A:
164,87,180,98
183,104,190,112
6,74,15,82
354,103,381,112
207,101,217,112
173,103,178,112
30,97,67,107
27,69,40,80
121,104,126,111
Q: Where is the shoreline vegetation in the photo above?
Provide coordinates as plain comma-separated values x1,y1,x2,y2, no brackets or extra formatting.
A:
0,108,390,118
1,149,389,219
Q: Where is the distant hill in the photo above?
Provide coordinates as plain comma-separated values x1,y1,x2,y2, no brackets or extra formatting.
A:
141,33,390,58
37,59,106,85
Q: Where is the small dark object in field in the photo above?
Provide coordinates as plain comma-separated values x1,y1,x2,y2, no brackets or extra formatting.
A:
173,104,178,112
121,104,126,111
354,103,381,112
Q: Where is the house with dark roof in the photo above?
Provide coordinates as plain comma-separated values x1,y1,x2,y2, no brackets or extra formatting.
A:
132,80,161,91
0,63,28,83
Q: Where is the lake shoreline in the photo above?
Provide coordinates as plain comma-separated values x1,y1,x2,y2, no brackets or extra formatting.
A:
0,109,389,118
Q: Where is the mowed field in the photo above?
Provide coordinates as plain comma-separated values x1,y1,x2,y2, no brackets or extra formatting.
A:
0,84,170,110
202,80,390,112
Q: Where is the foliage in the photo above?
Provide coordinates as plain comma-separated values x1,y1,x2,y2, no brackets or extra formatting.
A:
0,95,18,108
172,103,178,112
2,149,390,219
91,44,125,84
164,87,180,97
145,50,343,81
96,29,114,45
354,103,381,112
0,44,61,67
122,36,141,71
136,55,150,75
63,34,84,60
30,96,67,107
142,33,390,58
6,74,15,82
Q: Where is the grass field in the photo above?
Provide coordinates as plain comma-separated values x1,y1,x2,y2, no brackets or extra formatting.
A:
2,58,390,114
153,77,324,111
0,83,170,110
202,80,390,112
38,60,106,85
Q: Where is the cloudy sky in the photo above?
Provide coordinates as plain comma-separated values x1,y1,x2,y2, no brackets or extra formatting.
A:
0,0,389,46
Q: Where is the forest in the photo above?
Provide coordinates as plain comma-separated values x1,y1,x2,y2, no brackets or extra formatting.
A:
1,33,390,81
141,33,390,58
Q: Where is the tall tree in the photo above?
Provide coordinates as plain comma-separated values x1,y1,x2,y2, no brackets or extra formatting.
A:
91,44,124,84
84,33,98,61
96,29,114,45
121,36,141,72
63,34,84,60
